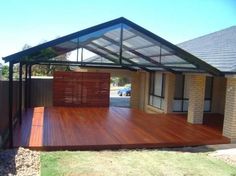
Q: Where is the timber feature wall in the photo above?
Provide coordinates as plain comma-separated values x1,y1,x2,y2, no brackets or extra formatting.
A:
53,72,110,107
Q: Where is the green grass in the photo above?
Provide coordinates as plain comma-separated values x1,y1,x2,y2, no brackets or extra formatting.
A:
41,150,236,176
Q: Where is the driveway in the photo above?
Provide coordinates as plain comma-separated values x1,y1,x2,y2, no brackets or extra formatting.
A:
110,90,130,107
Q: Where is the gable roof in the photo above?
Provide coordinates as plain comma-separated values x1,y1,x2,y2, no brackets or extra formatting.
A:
178,26,236,74
2,17,222,75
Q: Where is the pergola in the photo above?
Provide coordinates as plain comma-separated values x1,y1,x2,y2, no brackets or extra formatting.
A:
3,17,222,147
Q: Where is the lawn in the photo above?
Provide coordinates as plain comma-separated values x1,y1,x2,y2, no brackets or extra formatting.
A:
41,149,236,176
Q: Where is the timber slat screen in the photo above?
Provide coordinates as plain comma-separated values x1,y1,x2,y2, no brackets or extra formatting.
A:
53,72,110,107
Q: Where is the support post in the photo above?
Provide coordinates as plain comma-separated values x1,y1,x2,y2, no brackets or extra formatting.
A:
19,62,22,124
76,38,79,63
28,65,32,108
81,48,83,64
119,24,124,65
163,73,176,113
24,64,28,111
223,77,236,142
8,62,13,148
187,75,206,124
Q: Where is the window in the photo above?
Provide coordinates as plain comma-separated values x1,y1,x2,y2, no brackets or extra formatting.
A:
149,72,165,109
204,76,213,111
173,75,213,112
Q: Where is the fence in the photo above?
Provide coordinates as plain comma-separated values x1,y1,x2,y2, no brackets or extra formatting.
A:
0,78,53,147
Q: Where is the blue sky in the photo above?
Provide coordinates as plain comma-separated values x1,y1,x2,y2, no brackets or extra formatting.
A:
0,0,235,64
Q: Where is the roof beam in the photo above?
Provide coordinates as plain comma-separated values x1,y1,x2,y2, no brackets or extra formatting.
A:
22,60,137,71
128,53,173,60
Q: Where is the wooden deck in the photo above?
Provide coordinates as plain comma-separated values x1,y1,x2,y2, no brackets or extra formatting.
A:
13,107,230,150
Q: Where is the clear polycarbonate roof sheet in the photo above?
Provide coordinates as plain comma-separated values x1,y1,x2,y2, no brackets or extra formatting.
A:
146,67,165,71
104,28,121,42
105,44,120,53
4,17,221,74
42,22,201,71
122,28,136,39
83,55,114,64
79,24,122,43
84,44,119,64
83,55,99,62
123,24,160,46
135,45,161,56
121,24,202,70
55,41,77,51
122,50,136,59
41,20,200,71
130,57,156,65
86,44,109,55
151,56,161,63
123,36,153,49
121,59,131,65
160,55,196,68
92,38,111,47
105,53,119,61
160,55,187,64
161,46,174,55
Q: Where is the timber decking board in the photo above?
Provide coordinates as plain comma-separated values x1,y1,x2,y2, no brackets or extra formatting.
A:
13,107,230,150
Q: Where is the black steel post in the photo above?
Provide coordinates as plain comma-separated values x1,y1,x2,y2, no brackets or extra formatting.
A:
24,64,28,111
76,38,79,63
8,62,13,148
81,48,83,64
19,62,22,124
119,24,124,65
28,65,32,108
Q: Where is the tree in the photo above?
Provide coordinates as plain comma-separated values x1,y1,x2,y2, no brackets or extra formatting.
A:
2,65,9,79
111,77,130,86
22,43,71,76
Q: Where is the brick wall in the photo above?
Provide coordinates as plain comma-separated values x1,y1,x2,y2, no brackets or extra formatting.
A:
223,77,236,142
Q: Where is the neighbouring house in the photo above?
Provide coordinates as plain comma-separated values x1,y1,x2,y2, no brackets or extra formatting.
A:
1,17,236,149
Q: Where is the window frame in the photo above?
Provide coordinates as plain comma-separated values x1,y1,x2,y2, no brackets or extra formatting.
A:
173,75,213,112
148,72,165,109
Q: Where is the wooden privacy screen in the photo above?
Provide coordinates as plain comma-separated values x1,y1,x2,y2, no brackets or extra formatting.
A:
53,72,110,107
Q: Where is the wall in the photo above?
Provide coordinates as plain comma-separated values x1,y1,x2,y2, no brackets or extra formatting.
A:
142,73,227,115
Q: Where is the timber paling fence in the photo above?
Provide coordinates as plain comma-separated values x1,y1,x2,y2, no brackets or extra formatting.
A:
0,79,53,147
